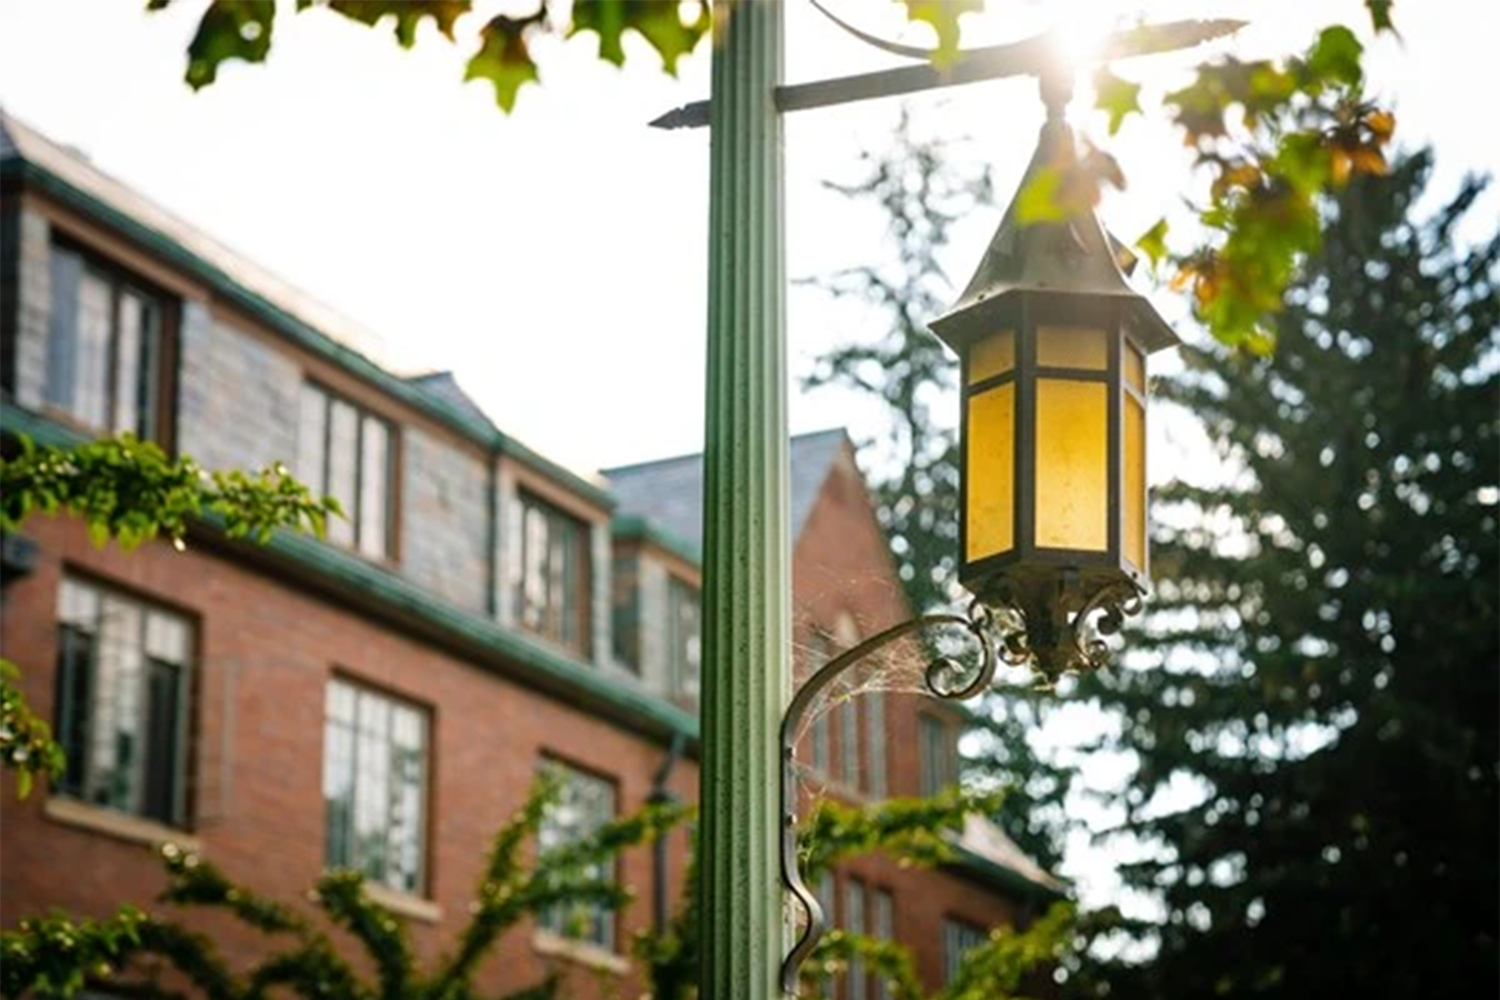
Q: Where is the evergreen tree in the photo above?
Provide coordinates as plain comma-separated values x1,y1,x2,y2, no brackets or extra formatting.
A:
1073,152,1498,998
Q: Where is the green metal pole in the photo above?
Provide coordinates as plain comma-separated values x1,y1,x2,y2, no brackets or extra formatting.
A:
698,1,788,999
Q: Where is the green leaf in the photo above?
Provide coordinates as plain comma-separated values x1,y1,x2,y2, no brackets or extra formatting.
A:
902,0,983,67
627,0,708,74
324,0,471,48
1307,25,1363,87
1365,0,1396,33
571,0,629,66
1013,166,1067,225
465,14,542,113
1095,67,1142,136
182,0,276,91
1136,218,1170,270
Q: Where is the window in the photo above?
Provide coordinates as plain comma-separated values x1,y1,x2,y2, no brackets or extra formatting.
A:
919,715,955,797
54,577,192,826
538,760,618,950
833,615,864,792
611,555,640,672
840,699,861,789
845,877,867,1000
943,918,988,985
815,872,837,999
806,633,832,775
667,577,701,699
865,692,886,798
46,245,165,438
516,492,589,651
873,890,895,1000
298,383,394,560
323,678,428,895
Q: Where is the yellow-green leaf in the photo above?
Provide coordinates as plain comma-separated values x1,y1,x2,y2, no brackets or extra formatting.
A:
1094,67,1141,136
465,14,542,113
1014,167,1067,225
324,1,471,48
1136,218,1170,270
902,0,982,68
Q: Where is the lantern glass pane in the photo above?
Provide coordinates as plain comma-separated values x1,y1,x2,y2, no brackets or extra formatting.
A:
966,383,1015,561
1125,395,1146,568
1037,326,1108,371
1125,341,1146,393
968,330,1015,384
1035,379,1108,551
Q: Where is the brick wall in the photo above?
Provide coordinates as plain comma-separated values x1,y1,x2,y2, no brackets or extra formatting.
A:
0,514,693,1000
1,508,1032,998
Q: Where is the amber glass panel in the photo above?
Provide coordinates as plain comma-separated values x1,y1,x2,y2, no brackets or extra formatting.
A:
1037,326,1108,370
1125,395,1146,568
967,330,1015,384
966,383,1015,560
1035,379,1108,550
1124,342,1146,393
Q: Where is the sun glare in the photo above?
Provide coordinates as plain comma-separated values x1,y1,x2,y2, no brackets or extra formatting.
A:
1051,8,1117,70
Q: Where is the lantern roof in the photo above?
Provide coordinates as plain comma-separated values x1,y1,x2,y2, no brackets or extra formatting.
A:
931,118,1180,355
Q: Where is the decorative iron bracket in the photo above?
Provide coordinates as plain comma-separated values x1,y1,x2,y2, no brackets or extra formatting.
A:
779,600,1014,993
778,582,1144,993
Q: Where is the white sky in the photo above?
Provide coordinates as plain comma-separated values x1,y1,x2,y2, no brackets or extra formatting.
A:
1,1,1493,477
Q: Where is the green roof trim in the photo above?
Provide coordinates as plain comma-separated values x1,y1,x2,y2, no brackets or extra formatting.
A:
612,514,702,567
0,402,693,746
0,157,611,511
947,841,1070,902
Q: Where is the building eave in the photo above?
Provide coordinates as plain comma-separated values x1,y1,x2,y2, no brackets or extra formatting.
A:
0,402,685,747
611,514,702,567
946,840,1070,903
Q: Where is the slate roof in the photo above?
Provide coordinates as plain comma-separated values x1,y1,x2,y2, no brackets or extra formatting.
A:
604,428,848,554
404,371,496,433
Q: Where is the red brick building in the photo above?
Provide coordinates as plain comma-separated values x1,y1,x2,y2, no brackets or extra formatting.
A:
0,110,1060,997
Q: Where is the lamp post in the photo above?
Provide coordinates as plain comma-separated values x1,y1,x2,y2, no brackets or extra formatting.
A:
676,6,1239,998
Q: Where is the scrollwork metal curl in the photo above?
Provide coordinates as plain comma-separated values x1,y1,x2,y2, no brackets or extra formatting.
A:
780,601,1001,993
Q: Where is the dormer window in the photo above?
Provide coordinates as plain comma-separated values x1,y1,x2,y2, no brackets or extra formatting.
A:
667,577,701,700
297,383,394,561
516,492,589,653
46,244,166,439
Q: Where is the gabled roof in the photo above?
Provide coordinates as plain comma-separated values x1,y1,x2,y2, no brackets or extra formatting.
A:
604,428,848,556
404,371,496,433
0,109,610,509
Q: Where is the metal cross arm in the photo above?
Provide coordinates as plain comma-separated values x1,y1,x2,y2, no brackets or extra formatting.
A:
650,17,1246,130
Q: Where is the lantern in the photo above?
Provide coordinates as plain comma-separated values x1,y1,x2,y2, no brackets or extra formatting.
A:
929,119,1180,679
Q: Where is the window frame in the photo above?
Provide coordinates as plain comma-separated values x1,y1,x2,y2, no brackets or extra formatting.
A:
918,713,956,798
535,756,620,952
298,381,397,562
666,575,701,701
52,573,194,829
45,240,175,444
844,876,868,1000
322,675,431,897
872,888,895,1000
942,916,989,985
514,490,592,654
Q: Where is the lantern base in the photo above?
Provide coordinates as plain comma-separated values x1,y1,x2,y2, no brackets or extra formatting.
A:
971,569,1145,683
